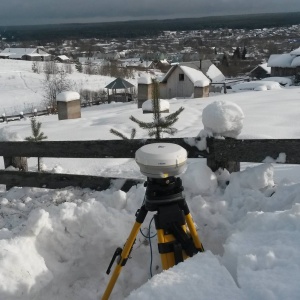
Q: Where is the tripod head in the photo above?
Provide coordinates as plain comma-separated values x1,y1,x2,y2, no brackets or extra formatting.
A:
144,176,185,211
135,143,187,179
135,143,188,211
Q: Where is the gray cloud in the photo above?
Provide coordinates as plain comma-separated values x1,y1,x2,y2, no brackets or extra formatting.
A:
1,0,300,26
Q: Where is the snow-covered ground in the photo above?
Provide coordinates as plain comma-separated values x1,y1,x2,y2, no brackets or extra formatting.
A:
1,59,300,300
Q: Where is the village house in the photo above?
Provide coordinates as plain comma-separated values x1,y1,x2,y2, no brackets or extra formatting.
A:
267,47,300,77
55,55,71,63
159,64,210,99
0,47,51,61
178,60,225,92
249,63,271,79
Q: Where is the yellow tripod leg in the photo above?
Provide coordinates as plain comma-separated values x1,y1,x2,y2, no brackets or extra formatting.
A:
101,221,142,300
157,229,176,270
185,213,204,252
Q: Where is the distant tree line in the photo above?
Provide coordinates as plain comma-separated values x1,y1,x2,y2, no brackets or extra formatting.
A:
2,12,300,42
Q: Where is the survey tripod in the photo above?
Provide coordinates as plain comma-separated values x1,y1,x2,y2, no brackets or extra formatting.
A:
101,176,204,300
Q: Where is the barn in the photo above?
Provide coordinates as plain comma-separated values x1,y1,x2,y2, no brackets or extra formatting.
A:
0,48,51,61
267,47,300,77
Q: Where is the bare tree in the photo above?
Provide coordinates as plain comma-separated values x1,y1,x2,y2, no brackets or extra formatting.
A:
42,69,74,112
43,61,59,80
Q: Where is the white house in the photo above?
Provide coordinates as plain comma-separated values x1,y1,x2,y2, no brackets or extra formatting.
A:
159,65,210,99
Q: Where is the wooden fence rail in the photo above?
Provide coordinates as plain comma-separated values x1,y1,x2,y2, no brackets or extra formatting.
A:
0,138,206,159
1,137,300,191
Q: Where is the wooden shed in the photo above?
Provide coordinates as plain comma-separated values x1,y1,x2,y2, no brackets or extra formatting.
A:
57,91,81,120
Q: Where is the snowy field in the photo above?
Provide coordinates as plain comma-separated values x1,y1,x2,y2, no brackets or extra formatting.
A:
1,59,300,300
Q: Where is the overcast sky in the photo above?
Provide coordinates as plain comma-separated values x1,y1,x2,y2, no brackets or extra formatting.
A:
0,0,300,26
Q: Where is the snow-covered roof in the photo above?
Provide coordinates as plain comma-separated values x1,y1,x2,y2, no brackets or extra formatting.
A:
161,65,210,87
267,52,300,69
23,53,50,57
249,63,271,75
291,56,300,68
290,47,300,56
258,63,271,73
57,91,80,102
56,55,70,61
0,48,48,59
206,64,225,83
138,75,153,84
267,54,294,68
179,66,210,87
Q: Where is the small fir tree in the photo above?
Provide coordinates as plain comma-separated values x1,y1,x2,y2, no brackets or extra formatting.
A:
75,60,83,73
110,128,136,140
25,118,48,171
130,79,184,139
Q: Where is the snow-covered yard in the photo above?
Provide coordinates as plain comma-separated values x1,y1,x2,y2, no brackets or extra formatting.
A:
1,59,300,300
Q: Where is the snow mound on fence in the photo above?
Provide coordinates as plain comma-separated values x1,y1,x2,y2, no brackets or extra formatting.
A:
0,127,23,141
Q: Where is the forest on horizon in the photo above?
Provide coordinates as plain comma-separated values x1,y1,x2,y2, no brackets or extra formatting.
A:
1,11,300,42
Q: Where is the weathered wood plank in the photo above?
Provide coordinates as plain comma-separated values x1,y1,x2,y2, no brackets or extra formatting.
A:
210,138,300,164
0,170,143,192
0,138,208,159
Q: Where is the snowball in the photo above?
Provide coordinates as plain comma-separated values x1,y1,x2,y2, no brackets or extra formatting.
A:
57,91,80,102
182,163,218,196
202,101,244,138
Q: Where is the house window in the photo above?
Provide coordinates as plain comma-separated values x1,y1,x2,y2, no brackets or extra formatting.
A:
179,74,184,81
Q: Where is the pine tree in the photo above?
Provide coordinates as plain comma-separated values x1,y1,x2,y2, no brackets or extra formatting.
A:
242,46,247,60
75,60,83,73
130,79,184,139
25,118,48,171
233,47,241,60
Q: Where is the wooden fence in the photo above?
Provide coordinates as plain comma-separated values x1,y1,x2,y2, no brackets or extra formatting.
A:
0,109,50,123
0,137,300,192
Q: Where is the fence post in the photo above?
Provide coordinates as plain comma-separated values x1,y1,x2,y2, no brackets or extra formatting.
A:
206,137,240,173
4,157,28,171
223,83,227,94
3,156,28,190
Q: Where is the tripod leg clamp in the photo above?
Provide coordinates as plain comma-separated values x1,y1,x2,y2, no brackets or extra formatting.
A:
106,247,122,275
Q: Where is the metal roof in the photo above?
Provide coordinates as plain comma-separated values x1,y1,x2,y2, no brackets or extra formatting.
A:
105,77,134,89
